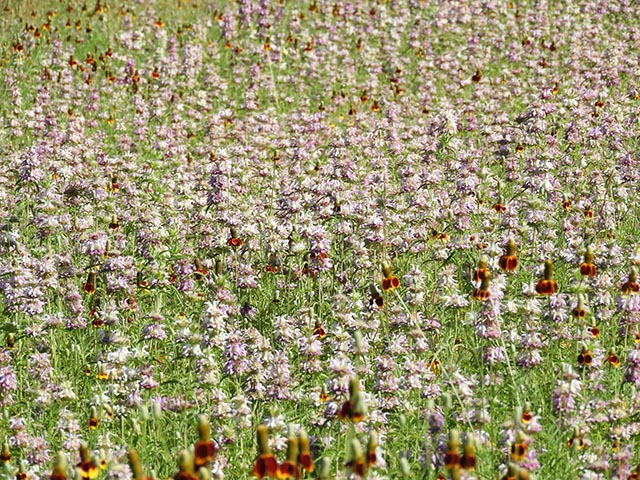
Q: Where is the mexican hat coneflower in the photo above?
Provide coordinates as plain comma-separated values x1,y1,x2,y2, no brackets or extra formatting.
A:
566,427,585,450
0,442,10,464
369,283,384,308
571,295,587,320
297,429,314,474
88,406,100,431
577,346,593,368
510,431,527,462
535,259,558,295
366,430,378,467
83,271,96,294
607,349,621,368
51,452,69,480
194,415,218,469
252,425,278,478
174,450,198,480
460,433,476,471
499,238,518,272
227,227,243,247
345,438,366,478
78,442,98,480
444,429,461,479
579,246,597,278
312,319,326,339
338,377,367,423
621,267,639,294
473,255,489,283
194,258,208,281
381,261,400,292
472,269,491,301
276,426,299,479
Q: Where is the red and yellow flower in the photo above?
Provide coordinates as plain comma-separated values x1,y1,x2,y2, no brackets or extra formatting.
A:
579,246,596,278
252,425,278,478
499,238,518,272
381,261,400,292
194,415,218,469
621,267,639,294
338,377,366,423
472,269,491,301
83,271,96,294
535,259,558,295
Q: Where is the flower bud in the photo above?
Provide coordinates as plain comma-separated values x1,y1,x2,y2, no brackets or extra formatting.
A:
316,457,330,480
132,418,141,435
298,428,314,473
0,442,10,463
151,400,163,419
197,467,210,480
178,450,195,475
366,431,378,466
346,439,366,477
399,414,407,428
139,405,149,422
354,330,364,352
198,415,211,441
399,457,410,477
128,449,146,480
441,392,453,411
51,452,68,480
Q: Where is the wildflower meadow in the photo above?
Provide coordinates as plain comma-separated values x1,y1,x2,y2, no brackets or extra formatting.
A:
1,0,640,479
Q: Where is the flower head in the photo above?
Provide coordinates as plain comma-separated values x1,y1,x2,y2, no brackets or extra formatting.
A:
194,415,218,468
472,269,491,301
621,267,639,294
277,426,299,479
297,429,314,473
338,377,366,423
252,425,278,478
510,431,528,462
579,246,597,278
345,438,366,477
83,271,96,294
499,238,518,272
78,442,98,480
460,433,476,471
535,259,558,295
227,227,243,247
51,452,68,480
381,261,400,291
444,429,461,473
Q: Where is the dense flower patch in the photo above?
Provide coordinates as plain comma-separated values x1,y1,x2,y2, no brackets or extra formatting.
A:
1,0,640,479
